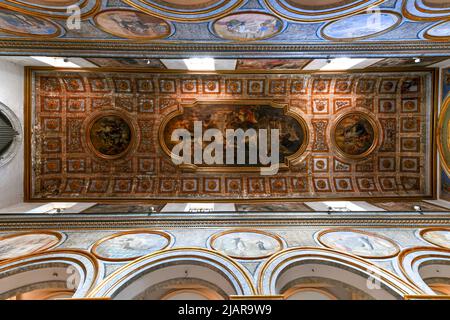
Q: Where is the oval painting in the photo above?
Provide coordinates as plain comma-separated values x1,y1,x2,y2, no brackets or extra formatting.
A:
94,9,171,39
213,12,283,41
321,11,400,40
333,112,377,159
318,229,399,258
88,114,132,159
0,231,62,260
91,231,172,261
210,230,283,259
420,228,450,249
424,21,450,41
0,10,61,37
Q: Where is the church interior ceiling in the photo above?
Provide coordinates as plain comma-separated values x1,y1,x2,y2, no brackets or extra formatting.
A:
27,68,436,201
0,0,448,56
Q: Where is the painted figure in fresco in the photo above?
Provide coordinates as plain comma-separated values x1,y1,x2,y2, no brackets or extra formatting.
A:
335,115,374,156
329,233,393,256
216,232,281,258
109,12,167,36
165,104,304,166
232,237,247,251
224,18,280,39
0,12,53,34
0,235,56,260
164,105,305,163
90,116,131,156
116,235,155,251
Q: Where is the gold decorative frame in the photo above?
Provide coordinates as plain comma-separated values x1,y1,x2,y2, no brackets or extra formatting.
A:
419,227,450,249
0,248,101,298
0,0,101,20
212,11,285,42
0,230,63,261
397,246,450,295
320,10,402,42
437,95,450,177
0,12,62,38
331,111,380,160
404,295,450,300
84,109,138,161
424,20,450,42
158,99,309,173
257,246,422,296
161,288,224,300
402,0,450,21
122,0,244,22
316,228,401,259
209,228,284,260
86,247,257,297
282,286,338,300
415,0,450,15
263,0,386,22
93,8,172,40
90,229,173,262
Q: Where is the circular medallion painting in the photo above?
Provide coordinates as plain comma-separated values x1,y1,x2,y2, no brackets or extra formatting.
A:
0,10,61,37
420,228,450,249
94,9,171,40
332,112,378,159
321,11,401,40
212,12,283,41
317,229,400,258
88,114,133,159
0,231,63,260
424,21,450,41
91,230,172,261
210,229,283,259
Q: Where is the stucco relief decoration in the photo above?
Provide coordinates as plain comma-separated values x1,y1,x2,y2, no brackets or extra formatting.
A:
29,70,432,200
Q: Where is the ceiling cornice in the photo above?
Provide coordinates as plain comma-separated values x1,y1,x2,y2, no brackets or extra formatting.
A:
0,213,449,230
0,40,449,58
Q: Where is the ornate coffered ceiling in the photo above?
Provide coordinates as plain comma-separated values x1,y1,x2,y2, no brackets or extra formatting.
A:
27,68,436,201
0,0,448,57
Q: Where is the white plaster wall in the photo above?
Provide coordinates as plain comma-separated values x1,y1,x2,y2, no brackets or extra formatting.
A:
0,59,24,209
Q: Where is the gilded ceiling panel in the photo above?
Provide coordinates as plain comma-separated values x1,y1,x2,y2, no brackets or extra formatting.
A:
27,69,435,201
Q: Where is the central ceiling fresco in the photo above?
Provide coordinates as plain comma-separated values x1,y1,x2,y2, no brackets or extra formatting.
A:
27,68,436,201
0,0,448,56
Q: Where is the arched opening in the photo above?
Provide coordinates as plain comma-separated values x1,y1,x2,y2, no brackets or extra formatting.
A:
87,248,256,300
258,247,420,300
397,247,450,296
0,249,102,300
